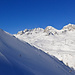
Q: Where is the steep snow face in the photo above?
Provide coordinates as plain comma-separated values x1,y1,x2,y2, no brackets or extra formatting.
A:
0,29,74,75
15,24,75,69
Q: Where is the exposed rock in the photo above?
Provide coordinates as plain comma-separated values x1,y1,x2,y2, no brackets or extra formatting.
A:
62,30,67,34
16,24,75,36
44,26,58,35
63,24,75,31
44,26,56,32
17,31,24,35
23,29,29,32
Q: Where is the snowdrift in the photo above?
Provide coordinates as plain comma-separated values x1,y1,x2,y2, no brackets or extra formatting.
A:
0,29,74,75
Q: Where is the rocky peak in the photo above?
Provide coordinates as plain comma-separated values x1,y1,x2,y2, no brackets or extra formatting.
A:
23,29,29,32
44,26,58,35
62,23,75,31
16,28,44,35
44,26,57,32
17,31,24,35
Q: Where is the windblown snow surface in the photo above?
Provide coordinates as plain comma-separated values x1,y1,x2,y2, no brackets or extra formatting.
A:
15,23,75,71
0,28,75,75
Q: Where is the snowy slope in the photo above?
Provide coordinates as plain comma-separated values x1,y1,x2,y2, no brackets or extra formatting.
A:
0,29,75,75
15,24,75,69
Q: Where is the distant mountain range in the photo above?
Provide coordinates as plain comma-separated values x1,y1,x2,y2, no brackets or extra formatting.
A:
14,23,75,70
15,23,75,35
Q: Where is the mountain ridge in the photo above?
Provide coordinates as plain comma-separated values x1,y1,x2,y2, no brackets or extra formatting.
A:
15,23,75,36
14,23,75,70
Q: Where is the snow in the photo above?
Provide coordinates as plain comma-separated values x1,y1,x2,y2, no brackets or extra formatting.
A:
0,29,75,75
15,24,75,70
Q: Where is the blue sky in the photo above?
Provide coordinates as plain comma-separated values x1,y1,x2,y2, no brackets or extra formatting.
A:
0,0,75,34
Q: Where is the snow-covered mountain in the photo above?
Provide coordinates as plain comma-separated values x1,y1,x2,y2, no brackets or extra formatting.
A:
14,23,75,70
63,23,75,31
1,28,75,75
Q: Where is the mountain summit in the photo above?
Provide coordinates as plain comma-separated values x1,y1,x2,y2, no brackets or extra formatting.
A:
44,26,58,35
63,23,75,31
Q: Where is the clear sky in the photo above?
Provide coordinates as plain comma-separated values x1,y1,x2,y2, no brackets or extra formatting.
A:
0,0,75,34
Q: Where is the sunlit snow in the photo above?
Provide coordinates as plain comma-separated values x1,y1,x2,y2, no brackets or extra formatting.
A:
15,24,75,70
